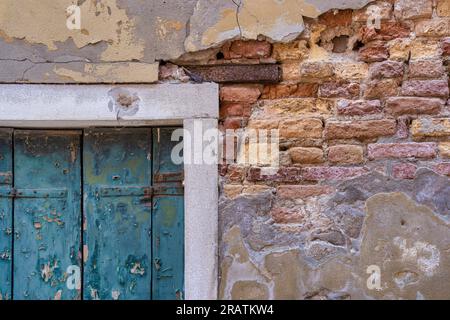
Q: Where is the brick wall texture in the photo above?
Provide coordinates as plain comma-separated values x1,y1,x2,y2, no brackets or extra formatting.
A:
166,0,450,300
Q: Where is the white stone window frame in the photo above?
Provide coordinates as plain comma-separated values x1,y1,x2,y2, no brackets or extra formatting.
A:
0,83,219,300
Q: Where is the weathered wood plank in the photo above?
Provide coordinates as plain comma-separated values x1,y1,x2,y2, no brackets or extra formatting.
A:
83,129,152,300
152,128,184,300
13,131,82,300
0,129,13,300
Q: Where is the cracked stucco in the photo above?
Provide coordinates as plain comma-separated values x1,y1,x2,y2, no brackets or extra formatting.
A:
0,0,374,83
220,170,450,299
185,0,372,52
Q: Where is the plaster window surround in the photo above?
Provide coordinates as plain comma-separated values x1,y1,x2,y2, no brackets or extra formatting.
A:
0,83,220,300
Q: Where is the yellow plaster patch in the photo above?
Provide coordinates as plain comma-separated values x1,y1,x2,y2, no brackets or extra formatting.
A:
0,0,144,61
200,8,239,49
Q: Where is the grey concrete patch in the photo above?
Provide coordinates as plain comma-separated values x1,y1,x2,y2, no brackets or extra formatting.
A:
219,169,450,299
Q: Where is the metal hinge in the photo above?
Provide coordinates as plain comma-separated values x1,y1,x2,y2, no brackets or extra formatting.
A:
96,185,183,198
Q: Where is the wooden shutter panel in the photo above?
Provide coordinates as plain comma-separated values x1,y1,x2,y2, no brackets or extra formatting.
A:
83,128,153,300
0,129,13,300
13,130,82,300
152,128,184,300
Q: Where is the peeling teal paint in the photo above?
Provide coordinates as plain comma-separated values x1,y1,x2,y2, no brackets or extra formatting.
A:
83,128,153,300
152,128,184,300
13,130,82,300
0,129,12,300
1,128,184,300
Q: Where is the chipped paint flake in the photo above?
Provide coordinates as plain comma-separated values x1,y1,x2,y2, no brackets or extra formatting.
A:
54,290,62,300
130,262,146,276
41,260,59,283
112,290,121,300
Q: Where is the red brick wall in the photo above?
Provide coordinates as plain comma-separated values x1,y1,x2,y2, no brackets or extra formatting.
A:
166,0,450,299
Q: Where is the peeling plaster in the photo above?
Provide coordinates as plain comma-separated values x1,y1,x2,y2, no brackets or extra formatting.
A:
185,0,373,52
0,0,376,83
0,0,144,61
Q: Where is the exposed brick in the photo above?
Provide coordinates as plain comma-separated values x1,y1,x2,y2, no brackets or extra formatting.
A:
247,167,302,182
247,119,279,129
319,81,360,98
328,145,364,164
385,97,444,115
220,102,251,118
273,40,309,61
443,38,450,56
223,117,246,130
360,22,411,43
415,18,450,37
258,98,333,117
319,9,352,27
289,147,324,164
410,39,442,59
392,163,417,179
353,1,393,22
336,99,382,116
409,60,445,78
280,118,323,139
401,80,449,98
334,62,369,80
364,79,399,99
277,185,335,199
325,119,397,140
434,163,450,176
369,60,404,79
299,61,335,80
396,116,410,139
388,38,411,61
220,85,262,103
394,0,432,20
302,166,368,181
359,41,389,62
411,118,450,139
281,62,301,81
226,165,246,182
223,40,272,59
439,142,450,158
437,0,450,17
261,83,318,99
368,142,437,159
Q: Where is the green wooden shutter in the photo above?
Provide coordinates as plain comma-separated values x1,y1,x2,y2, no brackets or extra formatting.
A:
152,128,184,300
83,129,153,300
0,129,13,300
13,130,82,300
2,128,184,300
